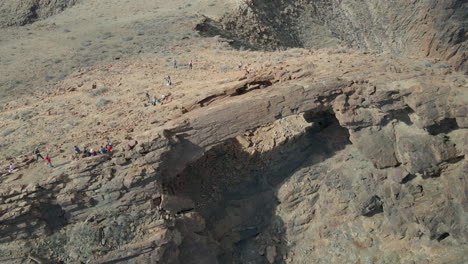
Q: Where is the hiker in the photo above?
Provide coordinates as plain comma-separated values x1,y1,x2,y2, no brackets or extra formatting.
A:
173,59,177,68
151,97,157,106
106,144,113,152
8,163,16,173
74,146,81,154
165,75,172,86
238,61,243,70
107,139,112,147
90,149,97,156
99,146,107,154
45,155,55,168
189,60,193,70
161,94,171,102
34,148,44,161
146,91,151,102
83,148,91,157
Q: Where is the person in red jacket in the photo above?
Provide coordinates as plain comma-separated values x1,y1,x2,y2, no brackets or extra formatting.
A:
45,154,55,168
106,144,113,152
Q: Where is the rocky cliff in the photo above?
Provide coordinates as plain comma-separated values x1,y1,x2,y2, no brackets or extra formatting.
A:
197,0,467,73
0,0,467,263
0,0,78,28
0,48,466,263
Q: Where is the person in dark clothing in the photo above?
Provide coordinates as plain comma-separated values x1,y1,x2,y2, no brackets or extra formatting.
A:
189,60,193,70
146,91,151,102
74,146,81,154
34,148,44,161
82,147,91,157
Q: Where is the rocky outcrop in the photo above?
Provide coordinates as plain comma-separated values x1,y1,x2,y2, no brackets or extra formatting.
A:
0,57,466,263
0,0,78,28
197,0,467,72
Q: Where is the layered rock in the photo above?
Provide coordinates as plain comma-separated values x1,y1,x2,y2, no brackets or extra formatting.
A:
0,0,78,28
197,0,467,72
0,57,466,263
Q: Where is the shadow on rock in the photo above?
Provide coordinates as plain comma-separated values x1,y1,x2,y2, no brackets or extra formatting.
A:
162,112,350,263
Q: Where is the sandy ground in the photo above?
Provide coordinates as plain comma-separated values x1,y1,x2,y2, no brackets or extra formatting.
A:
0,0,238,103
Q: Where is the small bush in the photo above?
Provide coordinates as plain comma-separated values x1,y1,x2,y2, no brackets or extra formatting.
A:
81,40,92,47
435,62,449,68
20,110,35,120
1,128,16,137
96,97,110,107
273,52,291,63
122,36,134,41
421,59,433,67
88,86,109,97
219,65,232,72
98,32,113,40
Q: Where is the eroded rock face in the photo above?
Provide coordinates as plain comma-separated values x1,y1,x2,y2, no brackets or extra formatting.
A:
0,0,78,28
0,60,466,263
197,0,467,72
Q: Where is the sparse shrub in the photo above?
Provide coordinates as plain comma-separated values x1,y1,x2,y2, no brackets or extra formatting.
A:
435,62,449,68
88,86,109,97
421,59,433,67
1,128,16,137
20,110,34,120
123,36,134,41
98,32,113,40
109,122,117,128
53,58,62,64
81,40,92,47
219,65,232,72
96,97,110,107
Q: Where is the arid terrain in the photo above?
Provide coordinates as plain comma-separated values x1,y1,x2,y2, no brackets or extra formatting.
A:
0,0,467,263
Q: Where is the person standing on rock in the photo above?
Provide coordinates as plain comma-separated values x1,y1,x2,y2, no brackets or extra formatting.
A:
8,163,16,173
34,148,44,161
99,146,106,154
146,91,151,102
45,154,55,168
74,146,81,154
189,60,193,70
